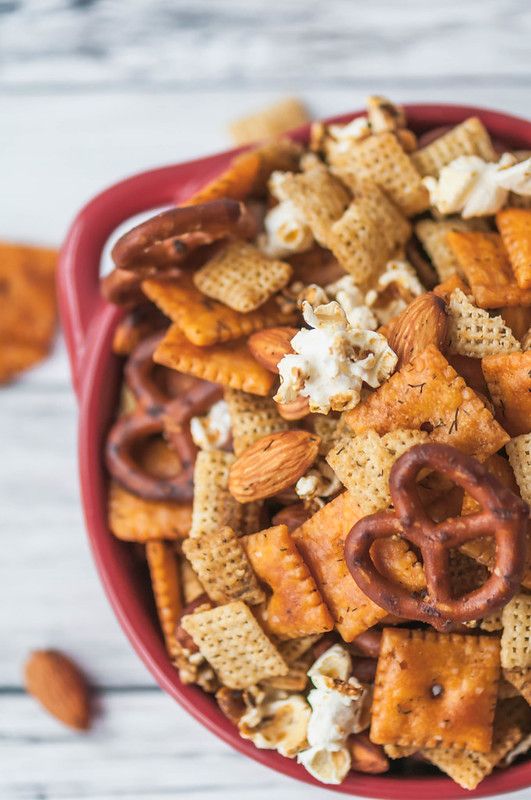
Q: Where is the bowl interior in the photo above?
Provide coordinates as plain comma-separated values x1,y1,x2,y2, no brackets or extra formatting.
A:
74,105,531,800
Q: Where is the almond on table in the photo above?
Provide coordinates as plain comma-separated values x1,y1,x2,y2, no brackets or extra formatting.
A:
24,650,91,731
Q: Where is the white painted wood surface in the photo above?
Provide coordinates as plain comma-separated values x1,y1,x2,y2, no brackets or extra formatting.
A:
1,2,530,798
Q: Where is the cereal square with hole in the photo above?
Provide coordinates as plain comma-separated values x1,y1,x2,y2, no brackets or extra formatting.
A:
371,629,500,753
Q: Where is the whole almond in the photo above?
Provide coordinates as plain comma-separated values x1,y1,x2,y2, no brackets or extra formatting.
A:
24,649,91,730
228,430,320,502
348,732,390,774
271,502,312,532
277,395,311,420
248,327,297,373
386,292,448,369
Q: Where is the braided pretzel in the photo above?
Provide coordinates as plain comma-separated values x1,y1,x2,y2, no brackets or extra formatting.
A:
344,443,528,631
106,332,222,501
111,198,255,271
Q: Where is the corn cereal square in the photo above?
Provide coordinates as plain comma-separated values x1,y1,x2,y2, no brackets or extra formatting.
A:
181,600,288,689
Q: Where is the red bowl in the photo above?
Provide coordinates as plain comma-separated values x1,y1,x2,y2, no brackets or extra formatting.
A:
58,104,531,799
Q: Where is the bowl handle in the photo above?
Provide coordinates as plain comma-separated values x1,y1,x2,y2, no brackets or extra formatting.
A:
58,149,242,398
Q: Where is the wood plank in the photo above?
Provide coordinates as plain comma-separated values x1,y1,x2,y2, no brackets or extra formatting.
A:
1,690,334,800
1,0,530,88
1,78,530,798
0,342,152,689
2,86,530,244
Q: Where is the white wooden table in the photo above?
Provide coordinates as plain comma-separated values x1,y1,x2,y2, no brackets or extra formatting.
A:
1,2,530,798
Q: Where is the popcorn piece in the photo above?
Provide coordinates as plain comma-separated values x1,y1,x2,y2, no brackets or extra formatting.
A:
424,154,510,218
423,153,531,219
496,157,531,195
260,200,313,258
297,746,351,784
366,95,406,134
239,693,311,758
307,643,353,691
371,629,500,752
326,116,372,150
365,258,425,325
448,288,521,357
314,275,378,331
297,644,372,785
190,399,232,451
507,433,531,505
274,300,397,414
295,459,342,507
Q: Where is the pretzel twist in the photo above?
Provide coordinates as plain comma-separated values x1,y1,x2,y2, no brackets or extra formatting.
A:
111,198,254,271
106,332,222,501
344,443,529,630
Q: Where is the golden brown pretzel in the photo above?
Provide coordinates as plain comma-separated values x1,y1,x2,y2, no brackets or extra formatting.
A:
111,198,254,271
106,333,222,501
344,443,528,630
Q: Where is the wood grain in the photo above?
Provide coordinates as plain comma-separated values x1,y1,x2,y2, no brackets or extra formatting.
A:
1,1,530,797
1,0,530,88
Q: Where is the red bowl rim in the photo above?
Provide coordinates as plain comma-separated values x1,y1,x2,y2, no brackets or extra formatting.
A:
59,103,531,800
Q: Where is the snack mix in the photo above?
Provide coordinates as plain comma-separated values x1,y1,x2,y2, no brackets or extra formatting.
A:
103,96,531,790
